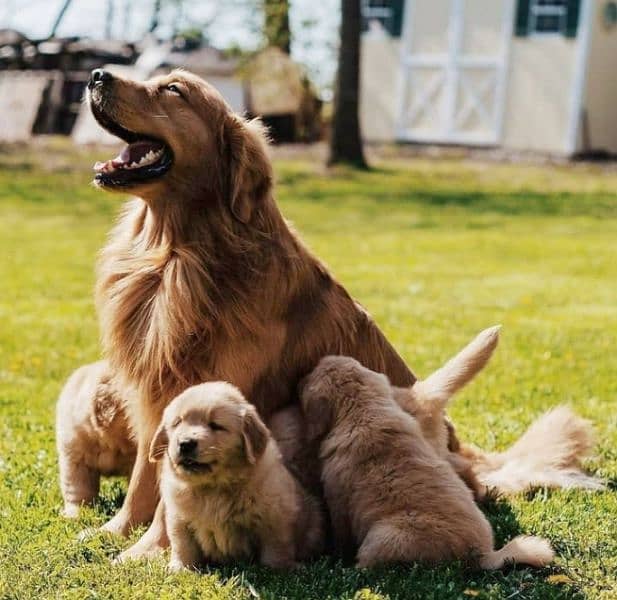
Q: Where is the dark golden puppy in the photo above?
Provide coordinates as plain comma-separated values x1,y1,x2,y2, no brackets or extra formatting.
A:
302,356,554,570
150,382,323,571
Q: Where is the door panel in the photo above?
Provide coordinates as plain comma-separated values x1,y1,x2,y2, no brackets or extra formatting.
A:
398,0,514,144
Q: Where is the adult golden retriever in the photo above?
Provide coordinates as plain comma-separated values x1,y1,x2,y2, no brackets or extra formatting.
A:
88,68,415,559
86,68,602,560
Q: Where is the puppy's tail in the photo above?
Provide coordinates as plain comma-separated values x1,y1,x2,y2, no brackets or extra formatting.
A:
468,406,605,493
480,535,554,570
412,325,501,410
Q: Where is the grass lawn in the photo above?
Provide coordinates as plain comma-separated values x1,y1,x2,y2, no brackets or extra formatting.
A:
0,139,615,599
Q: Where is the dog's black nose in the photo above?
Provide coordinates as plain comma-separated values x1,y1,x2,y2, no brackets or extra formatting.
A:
88,69,113,90
179,439,197,455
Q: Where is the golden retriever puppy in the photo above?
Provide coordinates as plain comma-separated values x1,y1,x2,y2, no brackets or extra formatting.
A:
149,382,323,571
302,356,554,569
56,361,135,518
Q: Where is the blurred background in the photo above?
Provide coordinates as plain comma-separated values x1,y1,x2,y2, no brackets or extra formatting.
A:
1,0,615,159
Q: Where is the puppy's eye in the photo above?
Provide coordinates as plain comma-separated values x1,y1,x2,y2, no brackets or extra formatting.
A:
209,421,226,432
171,417,181,427
166,83,182,96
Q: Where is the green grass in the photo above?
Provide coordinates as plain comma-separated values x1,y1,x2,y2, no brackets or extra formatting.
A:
0,140,615,599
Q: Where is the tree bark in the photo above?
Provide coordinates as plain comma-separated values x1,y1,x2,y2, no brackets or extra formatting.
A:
50,0,73,38
149,0,162,34
264,0,291,54
328,0,367,168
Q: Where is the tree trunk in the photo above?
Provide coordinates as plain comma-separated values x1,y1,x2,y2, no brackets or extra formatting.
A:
50,0,73,37
105,0,115,39
328,0,367,168
264,0,291,54
149,0,162,34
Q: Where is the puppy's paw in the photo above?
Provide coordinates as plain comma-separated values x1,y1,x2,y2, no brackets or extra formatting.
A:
61,503,81,519
168,558,190,573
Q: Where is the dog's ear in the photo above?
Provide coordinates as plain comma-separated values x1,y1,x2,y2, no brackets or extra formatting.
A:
148,422,169,463
224,115,272,224
241,407,269,464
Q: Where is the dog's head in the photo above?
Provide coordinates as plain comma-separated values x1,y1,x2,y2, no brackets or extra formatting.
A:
300,355,392,442
149,381,269,483
88,68,272,222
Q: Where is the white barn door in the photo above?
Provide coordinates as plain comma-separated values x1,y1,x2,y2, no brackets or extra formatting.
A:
397,0,515,145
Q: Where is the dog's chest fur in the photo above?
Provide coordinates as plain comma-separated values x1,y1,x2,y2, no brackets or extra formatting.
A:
96,201,286,412
176,483,263,562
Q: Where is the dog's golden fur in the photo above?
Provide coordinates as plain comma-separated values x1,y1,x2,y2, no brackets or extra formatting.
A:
91,69,414,552
301,356,554,569
56,361,135,518
151,382,323,570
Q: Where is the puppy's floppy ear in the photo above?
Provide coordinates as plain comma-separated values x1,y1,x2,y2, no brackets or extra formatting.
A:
148,422,169,463
241,407,269,464
224,115,272,224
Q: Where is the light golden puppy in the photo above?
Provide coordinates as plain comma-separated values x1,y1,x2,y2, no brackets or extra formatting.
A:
302,356,554,569
56,361,135,518
150,382,323,571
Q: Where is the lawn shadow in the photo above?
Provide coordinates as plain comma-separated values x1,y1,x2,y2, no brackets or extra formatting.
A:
93,478,127,518
209,496,580,600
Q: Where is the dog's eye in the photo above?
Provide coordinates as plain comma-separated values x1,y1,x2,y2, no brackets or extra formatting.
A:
171,417,181,427
209,421,226,432
166,84,182,96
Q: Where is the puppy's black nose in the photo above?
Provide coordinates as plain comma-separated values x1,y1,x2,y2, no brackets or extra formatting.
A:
179,439,197,455
88,69,113,90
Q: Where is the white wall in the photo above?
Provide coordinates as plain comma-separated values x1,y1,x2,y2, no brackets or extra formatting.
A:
581,3,617,153
360,34,401,142
502,36,578,154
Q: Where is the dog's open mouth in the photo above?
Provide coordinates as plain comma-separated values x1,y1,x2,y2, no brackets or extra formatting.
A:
90,103,172,187
177,458,216,474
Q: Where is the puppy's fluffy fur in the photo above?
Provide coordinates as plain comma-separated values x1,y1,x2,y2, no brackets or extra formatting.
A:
392,326,604,495
392,325,502,500
56,361,135,518
302,356,554,569
151,382,323,570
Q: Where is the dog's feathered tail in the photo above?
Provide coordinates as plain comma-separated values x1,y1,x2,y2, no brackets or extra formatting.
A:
480,535,554,570
411,325,501,411
464,406,605,492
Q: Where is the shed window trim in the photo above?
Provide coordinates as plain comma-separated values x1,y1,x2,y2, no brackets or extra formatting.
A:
528,0,568,35
361,0,404,37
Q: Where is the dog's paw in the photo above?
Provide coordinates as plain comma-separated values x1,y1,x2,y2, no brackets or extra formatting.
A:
167,558,190,573
100,512,131,537
61,503,81,519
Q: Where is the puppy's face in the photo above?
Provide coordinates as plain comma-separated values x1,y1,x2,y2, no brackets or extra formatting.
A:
149,382,269,484
301,356,391,441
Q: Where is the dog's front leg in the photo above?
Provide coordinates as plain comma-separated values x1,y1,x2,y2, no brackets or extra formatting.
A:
101,439,159,536
115,499,169,562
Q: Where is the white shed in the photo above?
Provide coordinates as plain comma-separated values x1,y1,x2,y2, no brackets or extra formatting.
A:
360,0,617,155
